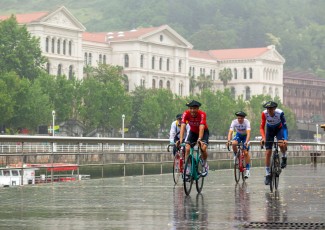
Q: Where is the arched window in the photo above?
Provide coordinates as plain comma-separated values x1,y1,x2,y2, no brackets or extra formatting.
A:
141,79,145,87
243,68,247,79
140,54,144,68
249,67,253,79
63,40,66,55
152,79,156,89
46,62,50,74
245,86,251,100
84,53,88,65
124,54,129,67
88,53,92,65
179,83,183,96
45,37,49,52
166,59,170,71
103,55,106,64
159,58,162,70
68,41,72,56
192,67,195,77
178,60,182,73
57,39,61,54
99,54,102,64
189,67,192,76
51,38,55,53
152,56,155,69
57,64,62,76
69,65,73,79
167,81,170,90
159,80,163,88
124,75,129,92
234,68,237,79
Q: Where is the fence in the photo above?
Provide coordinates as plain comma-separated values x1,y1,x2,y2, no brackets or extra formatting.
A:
0,135,324,179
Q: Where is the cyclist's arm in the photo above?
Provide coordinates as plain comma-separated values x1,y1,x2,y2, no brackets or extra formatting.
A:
280,113,288,140
198,124,204,140
169,121,176,143
179,123,186,143
259,112,266,140
246,129,251,144
227,129,233,142
184,124,190,142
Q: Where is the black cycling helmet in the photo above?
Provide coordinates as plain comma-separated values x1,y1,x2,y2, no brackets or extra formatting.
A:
176,114,182,120
263,101,278,108
186,100,201,107
235,111,247,117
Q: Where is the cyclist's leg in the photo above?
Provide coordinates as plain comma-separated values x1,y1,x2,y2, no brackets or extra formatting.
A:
200,129,209,176
264,129,274,185
277,128,287,168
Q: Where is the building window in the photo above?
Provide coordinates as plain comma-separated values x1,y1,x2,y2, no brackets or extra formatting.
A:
63,40,66,55
140,54,144,68
192,67,195,77
167,81,170,90
243,68,247,79
152,56,155,69
69,41,72,56
179,83,183,96
160,34,163,42
234,68,237,79
245,86,251,100
152,79,156,89
45,37,49,52
141,79,145,87
84,53,88,65
46,62,50,74
51,38,55,53
231,87,236,99
57,64,62,76
178,60,182,73
159,58,162,70
69,65,73,79
57,39,60,54
124,54,129,67
89,53,92,65
167,59,170,71
189,67,192,76
213,70,216,80
249,67,253,79
103,55,106,64
99,54,102,64
159,80,163,88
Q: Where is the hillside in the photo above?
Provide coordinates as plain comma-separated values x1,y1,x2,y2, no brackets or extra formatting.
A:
1,0,325,75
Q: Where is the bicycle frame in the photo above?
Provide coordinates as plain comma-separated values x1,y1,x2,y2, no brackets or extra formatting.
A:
228,142,247,183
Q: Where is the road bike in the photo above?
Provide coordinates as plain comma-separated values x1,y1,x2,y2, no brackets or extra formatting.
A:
269,141,282,192
183,142,205,196
167,143,184,185
227,142,247,183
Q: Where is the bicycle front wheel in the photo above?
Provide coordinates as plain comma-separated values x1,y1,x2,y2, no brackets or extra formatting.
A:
172,153,182,185
234,153,241,183
196,157,205,193
184,155,193,196
270,155,280,192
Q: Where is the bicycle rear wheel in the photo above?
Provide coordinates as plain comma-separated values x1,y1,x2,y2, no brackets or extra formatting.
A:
234,153,241,183
196,156,204,193
173,153,182,185
184,155,193,196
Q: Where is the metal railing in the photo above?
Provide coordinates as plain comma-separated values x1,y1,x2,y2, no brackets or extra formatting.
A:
0,135,324,179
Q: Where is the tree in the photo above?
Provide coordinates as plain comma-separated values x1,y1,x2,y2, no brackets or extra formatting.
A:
218,68,232,88
0,15,47,80
196,74,213,91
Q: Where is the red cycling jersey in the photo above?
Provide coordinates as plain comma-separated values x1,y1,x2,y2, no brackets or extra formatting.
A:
181,110,208,134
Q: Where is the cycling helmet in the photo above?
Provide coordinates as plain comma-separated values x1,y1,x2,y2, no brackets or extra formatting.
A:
263,101,278,108
176,114,182,120
235,111,247,117
186,100,201,107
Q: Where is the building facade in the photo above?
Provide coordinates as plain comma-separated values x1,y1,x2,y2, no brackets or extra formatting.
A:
0,6,285,101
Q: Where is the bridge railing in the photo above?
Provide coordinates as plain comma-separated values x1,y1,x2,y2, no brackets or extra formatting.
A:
0,135,324,178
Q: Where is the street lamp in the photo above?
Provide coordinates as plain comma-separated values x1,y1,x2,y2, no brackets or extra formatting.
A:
316,123,319,142
52,110,55,137
121,114,125,151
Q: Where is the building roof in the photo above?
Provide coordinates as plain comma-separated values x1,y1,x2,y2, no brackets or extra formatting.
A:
284,70,325,81
83,26,163,43
188,49,216,61
0,11,48,23
208,47,270,60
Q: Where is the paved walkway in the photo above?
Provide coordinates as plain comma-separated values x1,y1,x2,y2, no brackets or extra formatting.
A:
0,164,325,229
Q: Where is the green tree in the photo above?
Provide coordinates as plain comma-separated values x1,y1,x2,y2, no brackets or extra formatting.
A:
196,74,212,92
218,68,232,88
0,15,46,80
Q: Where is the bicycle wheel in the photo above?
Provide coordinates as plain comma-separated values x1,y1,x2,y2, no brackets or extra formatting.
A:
270,154,280,192
234,152,241,183
184,155,193,196
173,153,182,185
274,155,280,190
196,156,204,193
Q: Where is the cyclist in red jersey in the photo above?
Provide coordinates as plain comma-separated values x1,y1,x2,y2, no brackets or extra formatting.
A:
177,100,209,177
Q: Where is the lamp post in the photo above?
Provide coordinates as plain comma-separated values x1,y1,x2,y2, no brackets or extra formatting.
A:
121,114,125,151
316,123,319,142
52,110,55,136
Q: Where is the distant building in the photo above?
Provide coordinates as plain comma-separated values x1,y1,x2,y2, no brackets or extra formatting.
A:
0,6,285,100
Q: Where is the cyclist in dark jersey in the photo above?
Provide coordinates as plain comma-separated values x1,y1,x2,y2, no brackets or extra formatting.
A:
260,101,288,185
177,100,209,177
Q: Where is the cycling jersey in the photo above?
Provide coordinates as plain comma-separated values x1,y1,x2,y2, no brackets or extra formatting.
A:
260,108,288,142
181,110,208,134
169,120,190,143
229,119,251,135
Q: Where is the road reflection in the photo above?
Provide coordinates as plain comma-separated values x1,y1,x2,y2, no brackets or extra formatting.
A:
172,186,208,229
265,191,288,223
234,182,251,222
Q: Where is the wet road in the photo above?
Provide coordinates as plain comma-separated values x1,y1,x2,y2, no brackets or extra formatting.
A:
0,164,325,229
